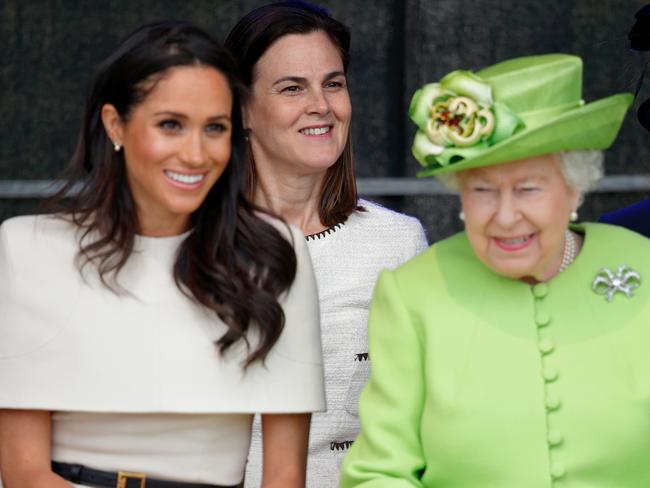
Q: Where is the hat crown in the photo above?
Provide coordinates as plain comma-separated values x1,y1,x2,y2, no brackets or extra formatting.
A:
478,54,583,117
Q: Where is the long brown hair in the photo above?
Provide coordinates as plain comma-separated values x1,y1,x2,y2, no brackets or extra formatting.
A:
47,21,296,367
225,0,361,227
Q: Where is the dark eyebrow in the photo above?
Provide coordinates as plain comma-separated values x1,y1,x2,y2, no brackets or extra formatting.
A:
153,111,231,121
272,71,346,87
323,70,345,81
207,114,232,122
272,76,307,87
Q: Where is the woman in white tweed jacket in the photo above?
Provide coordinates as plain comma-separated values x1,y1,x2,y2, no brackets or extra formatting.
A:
224,2,428,486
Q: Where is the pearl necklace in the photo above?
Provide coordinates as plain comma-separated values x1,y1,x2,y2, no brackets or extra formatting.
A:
559,229,577,273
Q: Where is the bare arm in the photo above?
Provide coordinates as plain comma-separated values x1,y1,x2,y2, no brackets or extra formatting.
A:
260,413,311,488
0,409,71,488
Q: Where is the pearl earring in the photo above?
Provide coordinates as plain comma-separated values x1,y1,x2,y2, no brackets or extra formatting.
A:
459,211,465,221
113,143,121,152
570,210,578,222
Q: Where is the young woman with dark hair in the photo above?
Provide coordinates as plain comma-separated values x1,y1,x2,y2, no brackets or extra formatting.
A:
0,20,324,488
225,2,428,486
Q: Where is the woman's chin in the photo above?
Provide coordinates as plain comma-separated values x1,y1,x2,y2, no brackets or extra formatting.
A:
298,156,340,172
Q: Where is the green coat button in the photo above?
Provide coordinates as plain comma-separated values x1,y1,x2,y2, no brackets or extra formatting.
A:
535,312,551,327
543,367,559,382
532,283,549,298
539,338,555,354
546,395,561,411
548,430,563,446
550,462,566,479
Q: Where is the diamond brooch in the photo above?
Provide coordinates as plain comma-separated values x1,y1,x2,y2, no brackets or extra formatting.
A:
592,265,641,302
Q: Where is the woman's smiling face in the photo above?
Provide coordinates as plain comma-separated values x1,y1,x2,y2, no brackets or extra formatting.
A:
103,65,233,236
458,154,580,282
243,30,351,176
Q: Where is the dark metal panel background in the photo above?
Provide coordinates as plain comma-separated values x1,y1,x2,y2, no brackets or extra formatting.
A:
2,0,649,242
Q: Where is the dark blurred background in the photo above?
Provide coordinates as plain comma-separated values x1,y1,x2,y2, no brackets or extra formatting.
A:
2,0,649,242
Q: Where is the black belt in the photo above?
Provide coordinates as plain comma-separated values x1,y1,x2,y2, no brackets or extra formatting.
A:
52,461,243,488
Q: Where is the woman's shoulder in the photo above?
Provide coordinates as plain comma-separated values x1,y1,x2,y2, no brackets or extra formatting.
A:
0,215,82,364
0,214,76,251
348,199,428,247
384,231,451,280
583,222,650,255
333,200,427,261
581,221,650,268
585,221,650,243
1,214,80,293
353,199,423,229
394,231,470,274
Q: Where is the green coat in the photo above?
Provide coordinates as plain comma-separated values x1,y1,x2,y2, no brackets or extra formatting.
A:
340,223,650,487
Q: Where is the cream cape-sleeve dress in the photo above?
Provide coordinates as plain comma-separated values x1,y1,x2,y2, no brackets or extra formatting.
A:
0,215,325,486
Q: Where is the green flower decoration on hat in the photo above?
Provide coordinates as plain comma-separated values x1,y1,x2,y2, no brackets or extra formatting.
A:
410,70,523,165
409,54,633,176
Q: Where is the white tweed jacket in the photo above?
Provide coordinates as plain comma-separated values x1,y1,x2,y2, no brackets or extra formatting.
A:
245,199,428,487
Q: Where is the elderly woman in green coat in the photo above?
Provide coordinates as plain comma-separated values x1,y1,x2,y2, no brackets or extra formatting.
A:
340,54,650,487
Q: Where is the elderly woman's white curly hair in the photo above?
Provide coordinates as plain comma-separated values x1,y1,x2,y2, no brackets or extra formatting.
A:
436,150,604,206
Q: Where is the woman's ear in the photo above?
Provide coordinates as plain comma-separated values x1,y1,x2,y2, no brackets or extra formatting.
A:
100,104,124,147
568,186,582,215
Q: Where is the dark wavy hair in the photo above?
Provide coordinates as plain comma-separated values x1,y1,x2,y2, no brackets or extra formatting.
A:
225,0,361,227
47,20,296,367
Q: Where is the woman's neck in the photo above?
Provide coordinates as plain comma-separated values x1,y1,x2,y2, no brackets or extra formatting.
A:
136,208,190,237
519,229,584,284
253,166,328,236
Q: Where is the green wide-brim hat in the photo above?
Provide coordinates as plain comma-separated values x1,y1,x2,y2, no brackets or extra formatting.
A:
410,53,633,176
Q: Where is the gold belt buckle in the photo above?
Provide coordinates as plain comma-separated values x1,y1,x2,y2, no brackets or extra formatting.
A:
116,471,146,488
